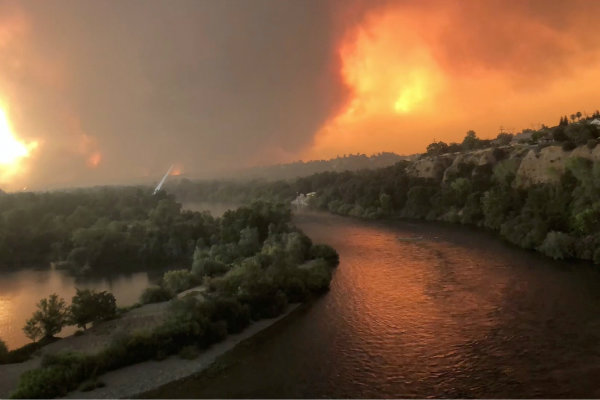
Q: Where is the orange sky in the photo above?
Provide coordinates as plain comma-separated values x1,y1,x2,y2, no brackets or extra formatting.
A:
305,0,600,159
2,1,600,189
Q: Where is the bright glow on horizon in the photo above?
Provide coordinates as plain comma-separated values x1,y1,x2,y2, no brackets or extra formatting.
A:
0,107,37,180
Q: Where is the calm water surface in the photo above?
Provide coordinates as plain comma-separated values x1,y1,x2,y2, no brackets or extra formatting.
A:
152,212,600,398
0,269,150,349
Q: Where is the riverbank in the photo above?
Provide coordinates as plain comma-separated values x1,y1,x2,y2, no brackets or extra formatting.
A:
65,304,300,399
0,300,300,399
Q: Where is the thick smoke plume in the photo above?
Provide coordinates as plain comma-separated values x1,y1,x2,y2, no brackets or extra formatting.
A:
1,0,600,189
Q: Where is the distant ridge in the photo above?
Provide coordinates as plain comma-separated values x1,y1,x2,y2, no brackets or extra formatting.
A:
220,152,415,181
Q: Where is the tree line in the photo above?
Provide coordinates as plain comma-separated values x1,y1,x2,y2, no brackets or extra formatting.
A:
4,200,339,397
166,119,600,265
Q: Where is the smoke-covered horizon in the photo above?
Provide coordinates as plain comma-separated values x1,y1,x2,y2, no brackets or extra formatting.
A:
2,0,600,190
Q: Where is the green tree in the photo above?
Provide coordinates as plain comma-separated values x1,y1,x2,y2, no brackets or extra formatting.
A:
23,318,43,343
70,289,117,330
27,294,69,338
238,227,260,256
162,269,196,294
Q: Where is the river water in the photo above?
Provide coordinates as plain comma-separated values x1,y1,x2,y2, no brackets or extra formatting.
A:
0,269,150,350
151,212,600,398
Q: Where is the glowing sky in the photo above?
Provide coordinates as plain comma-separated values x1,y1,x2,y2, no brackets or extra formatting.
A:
1,0,600,189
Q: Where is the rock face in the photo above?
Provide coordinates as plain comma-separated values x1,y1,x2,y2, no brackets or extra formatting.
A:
442,148,500,182
514,145,600,187
406,155,453,180
405,142,600,188
514,146,567,187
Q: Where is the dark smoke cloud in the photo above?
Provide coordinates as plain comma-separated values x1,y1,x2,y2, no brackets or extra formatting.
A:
2,0,600,189
1,0,356,189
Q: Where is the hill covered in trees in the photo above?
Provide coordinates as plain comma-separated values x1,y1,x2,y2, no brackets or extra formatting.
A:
168,112,600,264
214,152,410,181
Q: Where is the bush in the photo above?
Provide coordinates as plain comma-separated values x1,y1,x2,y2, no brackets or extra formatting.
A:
310,244,339,266
210,297,251,334
162,269,197,294
239,282,288,320
11,352,96,398
562,141,576,151
140,286,173,304
192,258,229,278
304,260,333,293
538,231,576,260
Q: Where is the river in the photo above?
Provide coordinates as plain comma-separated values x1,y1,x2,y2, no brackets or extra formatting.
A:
150,212,600,398
0,269,150,350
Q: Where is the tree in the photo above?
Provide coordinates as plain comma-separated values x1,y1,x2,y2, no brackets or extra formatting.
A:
0,338,8,362
70,289,117,330
23,318,43,342
27,294,69,338
426,141,449,156
23,318,43,343
495,132,513,145
162,269,196,294
462,130,481,151
576,111,582,121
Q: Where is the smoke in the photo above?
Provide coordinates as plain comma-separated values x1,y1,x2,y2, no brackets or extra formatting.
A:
305,0,600,159
2,0,600,189
0,0,352,189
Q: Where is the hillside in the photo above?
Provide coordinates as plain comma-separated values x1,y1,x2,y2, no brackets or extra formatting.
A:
222,152,412,181
168,114,600,264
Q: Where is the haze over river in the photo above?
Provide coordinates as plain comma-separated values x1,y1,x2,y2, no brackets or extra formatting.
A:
152,212,600,398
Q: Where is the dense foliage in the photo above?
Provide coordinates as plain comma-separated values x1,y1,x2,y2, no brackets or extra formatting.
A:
9,201,339,397
0,186,215,273
69,289,117,330
167,119,600,265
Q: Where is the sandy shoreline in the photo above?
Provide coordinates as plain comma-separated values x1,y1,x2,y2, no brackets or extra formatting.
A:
0,300,300,399
63,304,301,399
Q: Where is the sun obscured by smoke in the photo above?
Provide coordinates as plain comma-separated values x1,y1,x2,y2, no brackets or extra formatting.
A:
305,0,600,159
2,0,600,189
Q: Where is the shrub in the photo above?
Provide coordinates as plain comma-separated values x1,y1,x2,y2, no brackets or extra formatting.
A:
310,244,339,266
162,269,197,294
11,352,96,399
192,258,229,278
239,282,288,320
210,297,251,334
304,260,333,293
538,231,576,260
140,286,173,304
562,141,576,151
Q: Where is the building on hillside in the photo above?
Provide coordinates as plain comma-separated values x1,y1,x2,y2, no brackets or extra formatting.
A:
291,192,316,209
589,118,600,127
